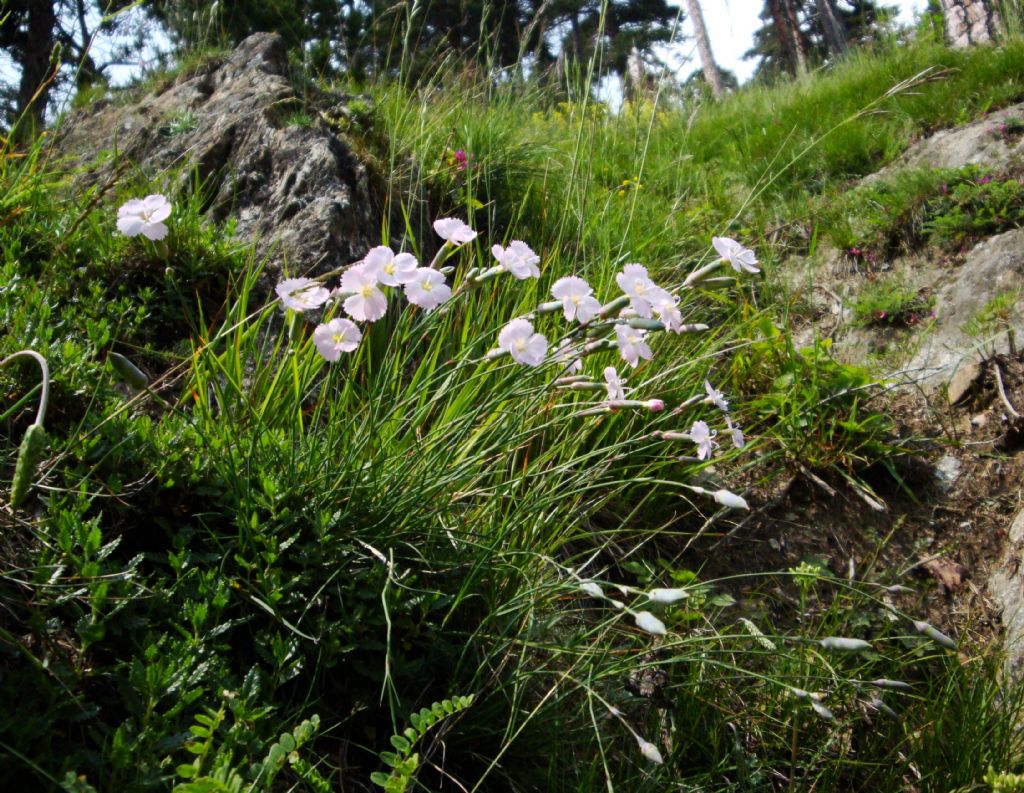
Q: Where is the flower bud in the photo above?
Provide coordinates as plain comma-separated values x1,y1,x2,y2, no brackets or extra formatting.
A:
634,611,667,636
647,588,689,603
810,701,834,721
109,352,149,391
11,423,46,508
819,637,872,653
867,679,911,691
579,582,604,599
712,489,749,510
913,620,957,650
636,736,664,764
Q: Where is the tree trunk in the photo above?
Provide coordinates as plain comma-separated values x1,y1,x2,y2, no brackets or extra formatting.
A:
767,0,798,75
815,0,848,57
939,0,1000,47
684,0,724,98
782,0,809,74
13,1,58,142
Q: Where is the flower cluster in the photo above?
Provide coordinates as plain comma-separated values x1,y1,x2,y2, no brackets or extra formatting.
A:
268,207,758,468
272,218,483,361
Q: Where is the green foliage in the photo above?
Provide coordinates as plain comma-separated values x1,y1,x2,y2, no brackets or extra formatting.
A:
821,164,1024,261
984,767,1024,793
371,695,474,792
172,708,321,792
730,317,898,471
963,289,1020,348
852,279,935,327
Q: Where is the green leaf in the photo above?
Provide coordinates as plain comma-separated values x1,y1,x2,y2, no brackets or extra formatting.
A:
176,765,197,779
278,733,296,752
390,734,410,753
370,772,391,787
379,751,399,768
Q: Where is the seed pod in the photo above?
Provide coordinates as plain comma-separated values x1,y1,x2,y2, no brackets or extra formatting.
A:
867,697,899,718
868,678,911,691
109,352,148,391
11,423,47,508
819,637,872,653
810,701,835,721
636,736,664,764
634,611,667,636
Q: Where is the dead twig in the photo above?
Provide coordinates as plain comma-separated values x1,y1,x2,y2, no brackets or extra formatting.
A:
993,362,1022,420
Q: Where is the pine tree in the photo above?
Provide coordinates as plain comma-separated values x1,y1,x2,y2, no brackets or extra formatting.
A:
1,0,139,139
745,0,896,79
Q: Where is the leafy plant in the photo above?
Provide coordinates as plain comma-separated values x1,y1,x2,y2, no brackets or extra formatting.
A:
371,696,474,792
852,279,935,327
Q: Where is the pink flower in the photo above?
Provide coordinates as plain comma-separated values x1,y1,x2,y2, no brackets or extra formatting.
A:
363,246,419,286
553,339,583,373
615,263,658,318
492,241,541,279
117,194,172,240
404,268,452,312
340,264,388,322
433,217,478,244
690,420,718,460
498,319,548,366
704,380,729,412
712,236,760,274
276,277,331,312
614,324,653,368
551,276,601,323
604,366,627,400
313,318,362,361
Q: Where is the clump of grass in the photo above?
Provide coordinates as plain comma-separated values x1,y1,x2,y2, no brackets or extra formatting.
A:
853,279,935,327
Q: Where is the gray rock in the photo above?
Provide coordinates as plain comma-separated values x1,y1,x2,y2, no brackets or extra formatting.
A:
904,228,1024,390
932,454,962,492
824,229,1024,396
54,32,386,280
867,101,1024,183
988,508,1024,677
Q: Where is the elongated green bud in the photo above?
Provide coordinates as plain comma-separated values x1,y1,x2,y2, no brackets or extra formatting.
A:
11,423,46,507
819,636,872,653
913,620,957,650
109,352,148,390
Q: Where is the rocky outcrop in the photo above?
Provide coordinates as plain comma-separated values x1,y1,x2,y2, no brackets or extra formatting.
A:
940,0,1001,48
867,100,1024,182
904,229,1024,395
54,33,384,277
